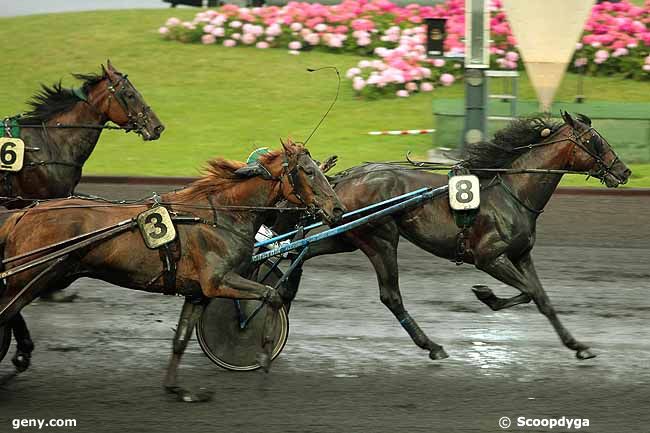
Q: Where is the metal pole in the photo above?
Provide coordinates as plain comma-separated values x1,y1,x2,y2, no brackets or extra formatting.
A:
462,0,490,151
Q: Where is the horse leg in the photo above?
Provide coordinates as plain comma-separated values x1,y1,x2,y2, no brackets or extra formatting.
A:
478,253,594,360
351,229,448,361
0,256,70,377
10,313,34,372
471,285,531,311
163,296,211,403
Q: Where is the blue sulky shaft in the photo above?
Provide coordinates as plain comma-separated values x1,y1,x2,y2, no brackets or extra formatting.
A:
252,185,449,263
255,186,431,248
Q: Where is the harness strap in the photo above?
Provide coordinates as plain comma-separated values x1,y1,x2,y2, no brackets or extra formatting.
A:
144,201,182,296
158,239,181,296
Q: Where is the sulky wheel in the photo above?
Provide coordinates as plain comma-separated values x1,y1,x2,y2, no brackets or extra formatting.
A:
196,260,289,371
0,325,11,364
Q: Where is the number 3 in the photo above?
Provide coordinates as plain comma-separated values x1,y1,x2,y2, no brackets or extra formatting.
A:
145,213,168,239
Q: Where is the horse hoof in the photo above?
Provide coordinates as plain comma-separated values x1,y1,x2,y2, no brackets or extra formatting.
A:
471,285,494,301
257,352,271,373
12,352,31,373
40,292,78,303
179,388,213,403
576,348,596,360
429,347,449,361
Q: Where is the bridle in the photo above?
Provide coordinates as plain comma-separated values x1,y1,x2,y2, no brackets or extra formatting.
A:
104,73,153,136
255,152,314,210
511,124,623,184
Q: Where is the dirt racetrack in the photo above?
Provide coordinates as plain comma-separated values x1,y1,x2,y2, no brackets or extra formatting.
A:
0,182,648,433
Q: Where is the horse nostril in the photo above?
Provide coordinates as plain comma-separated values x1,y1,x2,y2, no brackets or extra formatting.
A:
154,125,165,135
623,168,632,178
333,206,345,218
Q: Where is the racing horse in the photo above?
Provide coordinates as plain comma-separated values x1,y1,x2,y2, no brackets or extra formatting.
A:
1,60,164,209
274,112,631,361
2,61,164,302
0,141,345,401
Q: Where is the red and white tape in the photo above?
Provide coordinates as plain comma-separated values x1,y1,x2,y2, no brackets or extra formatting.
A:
367,129,435,136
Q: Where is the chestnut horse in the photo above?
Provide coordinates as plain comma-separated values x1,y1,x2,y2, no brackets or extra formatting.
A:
275,112,631,361
0,141,344,401
2,61,164,209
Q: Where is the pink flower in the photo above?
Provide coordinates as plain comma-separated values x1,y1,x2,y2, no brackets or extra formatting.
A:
223,39,236,47
574,57,588,68
266,24,282,37
357,37,371,46
396,89,410,97
644,56,650,65
433,58,445,68
314,23,328,32
242,33,256,45
505,51,519,62
612,47,629,57
420,82,434,92
290,22,303,32
256,41,270,49
405,82,418,92
304,33,319,45
352,19,374,32
595,49,610,62
288,41,302,50
439,73,455,86
232,32,241,40
352,77,365,92
203,24,215,33
201,34,216,45
158,26,170,35
643,64,650,72
165,17,181,27
346,67,362,78
211,27,225,37
229,20,242,28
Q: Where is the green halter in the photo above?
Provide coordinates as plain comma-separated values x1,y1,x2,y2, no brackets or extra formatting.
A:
246,147,270,164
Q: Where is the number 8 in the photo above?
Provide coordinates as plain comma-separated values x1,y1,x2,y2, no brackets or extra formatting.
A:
455,180,474,204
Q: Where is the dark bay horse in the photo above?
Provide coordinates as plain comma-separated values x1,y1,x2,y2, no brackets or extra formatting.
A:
0,141,344,401
2,61,164,209
275,112,631,361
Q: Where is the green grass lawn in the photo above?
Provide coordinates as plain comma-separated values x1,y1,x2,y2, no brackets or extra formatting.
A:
1,9,649,188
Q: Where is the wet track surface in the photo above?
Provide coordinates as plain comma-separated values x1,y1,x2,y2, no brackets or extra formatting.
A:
1,183,649,433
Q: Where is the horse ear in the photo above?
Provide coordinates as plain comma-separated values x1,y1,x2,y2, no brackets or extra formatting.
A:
107,59,115,72
101,64,108,76
561,111,576,128
280,138,290,153
234,164,268,178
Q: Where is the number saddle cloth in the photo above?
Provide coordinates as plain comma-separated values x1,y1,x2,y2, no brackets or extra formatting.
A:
448,166,480,229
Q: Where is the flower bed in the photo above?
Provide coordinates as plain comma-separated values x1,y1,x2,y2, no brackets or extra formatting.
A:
159,0,650,98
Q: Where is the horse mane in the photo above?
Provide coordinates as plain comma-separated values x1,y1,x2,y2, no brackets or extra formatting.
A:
172,149,284,204
19,70,107,124
462,116,563,171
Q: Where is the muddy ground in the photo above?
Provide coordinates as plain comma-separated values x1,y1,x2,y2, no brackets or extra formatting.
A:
0,183,648,433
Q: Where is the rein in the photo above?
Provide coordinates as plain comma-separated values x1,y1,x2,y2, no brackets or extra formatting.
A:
0,198,310,216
